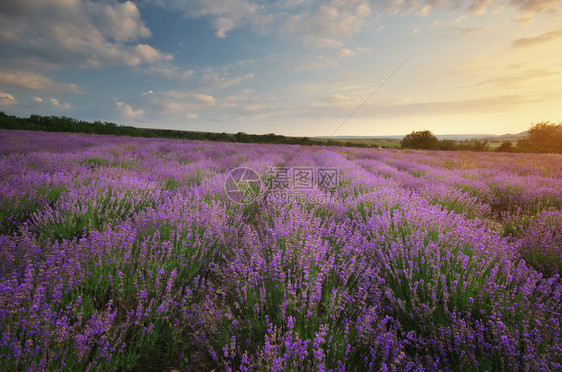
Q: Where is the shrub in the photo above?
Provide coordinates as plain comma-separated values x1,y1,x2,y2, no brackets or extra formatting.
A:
400,130,439,150
497,140,514,152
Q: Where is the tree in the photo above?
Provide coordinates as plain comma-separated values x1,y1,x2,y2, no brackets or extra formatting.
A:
497,141,513,153
438,139,458,151
401,130,439,150
517,122,562,154
469,139,489,152
234,132,252,143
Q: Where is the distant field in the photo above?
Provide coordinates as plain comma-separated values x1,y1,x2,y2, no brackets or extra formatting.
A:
315,137,402,148
1,129,561,371
486,135,523,149
317,135,525,150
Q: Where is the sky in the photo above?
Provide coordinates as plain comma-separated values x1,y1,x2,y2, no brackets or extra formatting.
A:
1,0,561,137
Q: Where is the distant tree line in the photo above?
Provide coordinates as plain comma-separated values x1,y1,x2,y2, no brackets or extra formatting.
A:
0,112,234,142
2,112,559,153
399,130,493,151
0,112,397,149
400,122,562,154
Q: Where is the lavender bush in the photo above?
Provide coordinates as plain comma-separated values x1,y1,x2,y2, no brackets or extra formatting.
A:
0,129,561,371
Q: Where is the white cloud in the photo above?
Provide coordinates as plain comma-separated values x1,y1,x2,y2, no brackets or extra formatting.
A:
134,44,169,64
223,91,278,107
141,64,253,91
513,14,535,24
49,98,71,109
32,96,43,102
0,69,84,93
221,100,286,120
94,1,152,42
146,90,217,115
512,28,562,47
309,92,361,108
138,65,195,82
143,90,154,95
0,92,18,106
509,0,558,13
418,4,433,16
462,66,562,87
445,26,487,39
0,0,172,69
380,0,558,15
326,92,355,104
467,0,495,15
339,48,355,56
142,0,270,38
116,101,145,118
140,0,561,53
143,0,372,47
304,93,544,119
278,0,372,48
199,69,255,89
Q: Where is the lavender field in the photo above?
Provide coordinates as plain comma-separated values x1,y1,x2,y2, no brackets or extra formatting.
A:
1,129,561,371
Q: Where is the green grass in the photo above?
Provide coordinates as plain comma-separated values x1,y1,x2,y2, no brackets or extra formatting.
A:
80,157,111,168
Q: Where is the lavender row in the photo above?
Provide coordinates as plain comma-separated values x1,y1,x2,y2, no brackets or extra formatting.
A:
0,130,561,371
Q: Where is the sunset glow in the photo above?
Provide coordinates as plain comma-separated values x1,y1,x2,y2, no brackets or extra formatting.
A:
1,1,561,136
